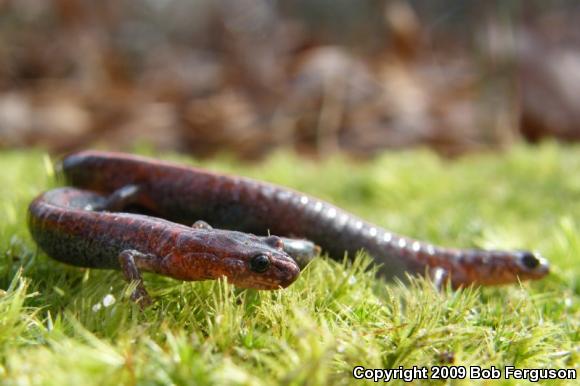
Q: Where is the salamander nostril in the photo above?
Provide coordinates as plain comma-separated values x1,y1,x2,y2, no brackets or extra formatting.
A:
520,252,540,269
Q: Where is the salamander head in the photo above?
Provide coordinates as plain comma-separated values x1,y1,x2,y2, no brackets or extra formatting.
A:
452,250,550,287
176,231,300,290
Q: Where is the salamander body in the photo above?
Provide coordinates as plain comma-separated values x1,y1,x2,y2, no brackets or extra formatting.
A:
28,187,301,303
61,151,550,287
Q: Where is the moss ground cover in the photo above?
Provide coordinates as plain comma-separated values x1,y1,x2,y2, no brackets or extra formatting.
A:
0,144,578,385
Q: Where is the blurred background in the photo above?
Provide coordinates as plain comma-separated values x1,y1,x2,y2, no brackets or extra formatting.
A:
0,0,579,160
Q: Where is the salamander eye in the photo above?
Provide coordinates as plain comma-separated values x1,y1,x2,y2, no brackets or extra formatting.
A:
520,252,540,269
250,254,271,273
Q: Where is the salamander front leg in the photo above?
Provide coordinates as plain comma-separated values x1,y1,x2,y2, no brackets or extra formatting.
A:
192,220,213,230
118,249,154,308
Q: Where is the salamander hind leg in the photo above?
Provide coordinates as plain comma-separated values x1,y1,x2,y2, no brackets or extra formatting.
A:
262,236,320,269
103,185,142,211
430,267,450,291
118,249,155,308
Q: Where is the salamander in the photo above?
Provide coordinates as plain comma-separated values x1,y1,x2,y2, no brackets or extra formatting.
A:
61,151,550,288
28,187,301,305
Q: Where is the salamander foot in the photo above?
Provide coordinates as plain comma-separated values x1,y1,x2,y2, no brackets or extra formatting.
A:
118,249,153,308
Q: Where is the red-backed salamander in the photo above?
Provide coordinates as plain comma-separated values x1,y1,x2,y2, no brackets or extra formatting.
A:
28,187,302,306
61,151,550,288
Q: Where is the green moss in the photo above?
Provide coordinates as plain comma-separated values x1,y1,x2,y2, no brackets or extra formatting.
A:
0,144,578,385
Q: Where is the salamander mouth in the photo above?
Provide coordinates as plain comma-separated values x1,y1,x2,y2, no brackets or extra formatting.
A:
243,259,300,289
